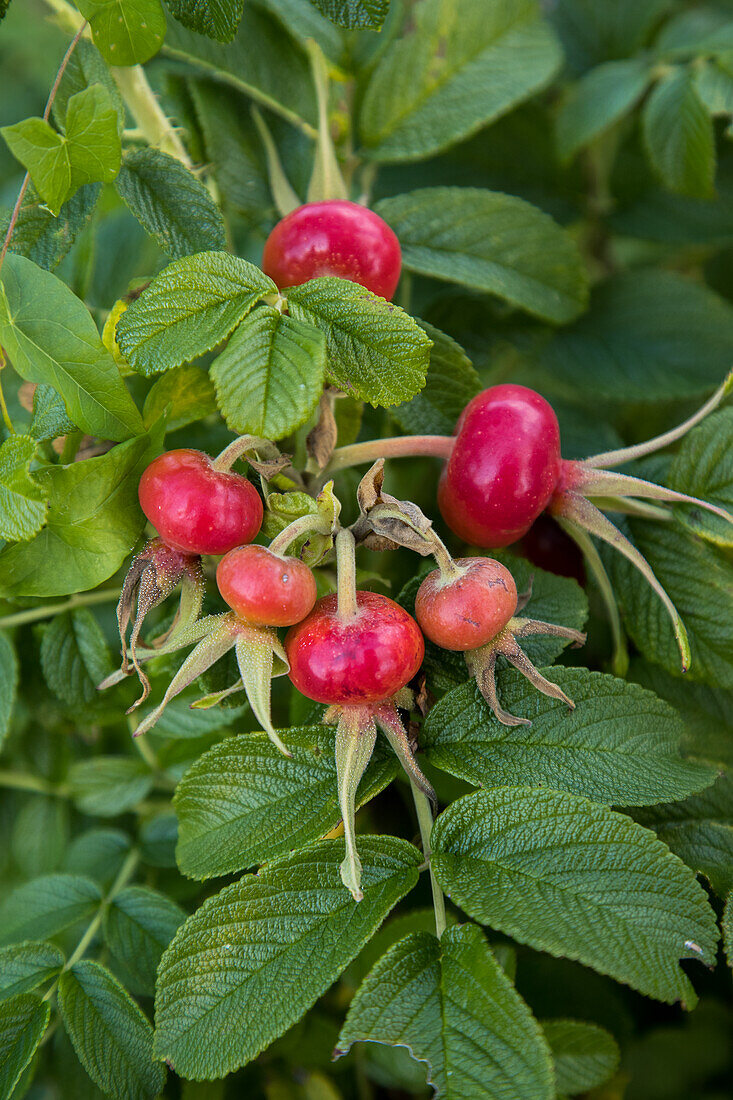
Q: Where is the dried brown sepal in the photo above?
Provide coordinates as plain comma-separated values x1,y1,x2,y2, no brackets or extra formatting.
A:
306,389,339,471
352,459,439,556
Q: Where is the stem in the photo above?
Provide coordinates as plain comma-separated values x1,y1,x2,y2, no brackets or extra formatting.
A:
0,770,68,796
410,781,446,938
0,363,15,435
268,513,331,557
212,434,269,472
111,65,192,167
335,527,357,619
0,588,120,630
430,533,463,581
322,435,454,482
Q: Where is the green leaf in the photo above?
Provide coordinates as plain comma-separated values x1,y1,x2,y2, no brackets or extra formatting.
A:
0,995,50,1100
374,189,588,324
310,0,387,29
606,517,733,688
542,1019,619,1096
556,57,651,162
0,633,18,751
115,148,226,260
392,321,480,435
0,874,102,948
338,925,554,1099
286,277,431,405
142,363,217,431
0,432,155,599
643,67,716,199
58,959,165,1100
0,435,47,542
423,669,716,806
11,796,69,878
104,886,186,996
1,119,72,217
723,894,732,971
538,270,733,403
154,836,421,1077
431,787,719,1005
693,59,733,116
63,829,132,886
40,609,112,706
634,774,733,898
358,0,561,162
0,254,144,440
29,384,78,442
668,407,733,547
0,943,65,1003
174,727,398,879
68,758,154,817
116,251,276,376
0,183,100,272
53,39,124,131
210,306,326,438
76,0,167,66
164,0,243,41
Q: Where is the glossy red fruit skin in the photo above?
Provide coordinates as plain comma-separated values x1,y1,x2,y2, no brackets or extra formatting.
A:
438,384,562,547
285,591,424,705
262,201,402,300
415,557,518,651
138,450,263,556
217,545,317,627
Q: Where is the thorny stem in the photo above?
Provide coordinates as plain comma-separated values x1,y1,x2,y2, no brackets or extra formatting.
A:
320,435,455,484
336,526,358,620
411,781,446,938
0,588,120,630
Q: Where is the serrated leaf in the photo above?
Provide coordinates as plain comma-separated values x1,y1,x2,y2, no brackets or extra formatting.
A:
286,276,431,405
174,727,398,879
0,432,156,599
431,787,719,1004
693,59,733,116
556,57,651,162
40,609,112,705
375,189,588,324
68,758,154,817
667,407,733,546
76,0,167,65
359,0,561,162
338,925,554,1099
116,251,276,375
422,668,716,806
29,384,77,442
0,183,100,272
310,0,387,29
210,306,325,438
0,253,144,440
0,994,50,1100
142,363,217,431
0,874,102,948
164,0,243,40
643,67,715,199
538,270,733,403
606,517,733,687
0,435,47,542
0,633,18,750
104,887,186,996
634,774,733,898
392,321,480,435
542,1019,619,1096
53,39,124,131
63,829,132,886
58,960,165,1100
154,837,421,1077
0,943,65,1003
115,148,226,260
723,893,732,970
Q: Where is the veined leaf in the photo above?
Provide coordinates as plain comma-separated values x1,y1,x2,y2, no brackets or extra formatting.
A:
0,182,100,272
643,67,715,199
0,943,65,1003
115,148,227,260
0,995,50,1100
286,276,431,405
310,0,388,29
431,787,719,1004
338,925,554,1099
40,609,112,706
723,894,732,971
668,407,733,546
154,837,421,1077
142,363,217,431
116,251,276,375
556,57,651,162
104,886,186,995
422,668,716,806
76,0,167,66
210,306,325,438
29,384,77,442
174,727,398,879
0,435,47,542
359,0,561,162
53,39,124,131
0,874,101,948
58,959,165,1100
392,321,480,435
0,633,18,750
63,830,132,887
375,188,588,324
542,1019,619,1096
165,0,244,41
68,758,154,818
0,253,144,440
10,796,69,879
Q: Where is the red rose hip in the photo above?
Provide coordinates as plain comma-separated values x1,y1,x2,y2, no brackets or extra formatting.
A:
285,591,424,705
438,384,561,547
415,557,518,651
262,201,402,300
217,545,317,627
138,449,263,556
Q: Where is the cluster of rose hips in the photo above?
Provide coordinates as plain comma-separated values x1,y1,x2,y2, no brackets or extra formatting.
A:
102,199,732,900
